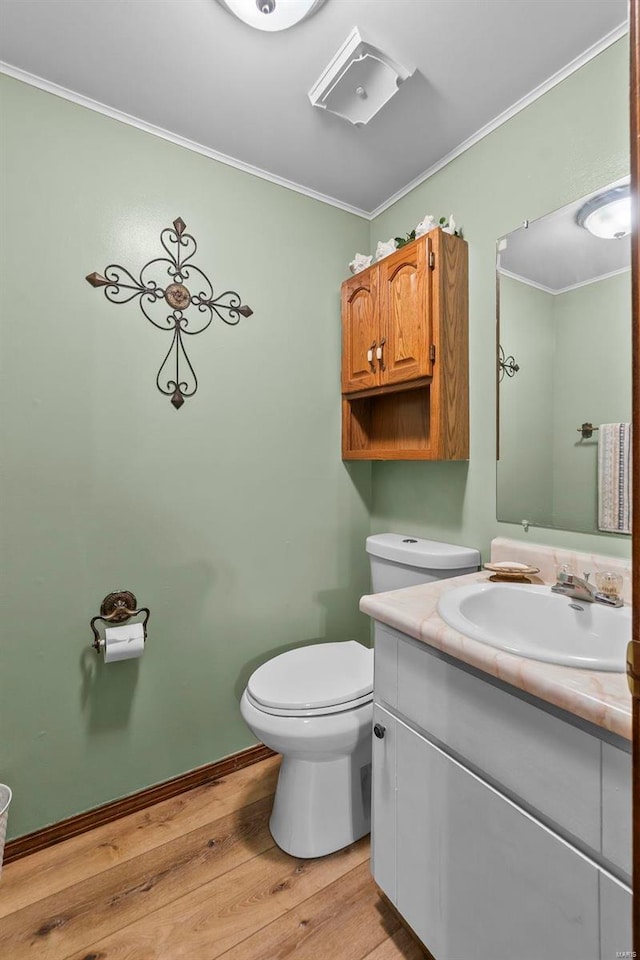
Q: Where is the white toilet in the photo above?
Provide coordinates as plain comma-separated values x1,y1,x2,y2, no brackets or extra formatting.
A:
240,533,480,858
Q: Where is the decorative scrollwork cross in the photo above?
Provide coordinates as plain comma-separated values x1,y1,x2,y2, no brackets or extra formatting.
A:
498,344,520,382
86,217,252,409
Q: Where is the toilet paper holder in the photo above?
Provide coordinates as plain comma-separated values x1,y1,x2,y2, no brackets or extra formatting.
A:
90,590,151,654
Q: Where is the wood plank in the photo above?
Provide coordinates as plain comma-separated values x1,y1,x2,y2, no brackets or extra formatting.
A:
361,925,428,960
342,378,431,401
0,796,275,960
0,757,280,918
217,860,398,960
4,745,275,866
63,837,370,960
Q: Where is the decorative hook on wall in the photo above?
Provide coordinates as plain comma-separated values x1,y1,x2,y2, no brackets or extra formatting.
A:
498,344,520,382
86,217,253,409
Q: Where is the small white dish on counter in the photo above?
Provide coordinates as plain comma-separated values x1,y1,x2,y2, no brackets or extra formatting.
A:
437,581,630,672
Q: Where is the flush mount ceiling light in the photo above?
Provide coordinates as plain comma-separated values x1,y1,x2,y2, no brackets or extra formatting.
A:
576,184,632,239
308,27,414,126
216,0,326,31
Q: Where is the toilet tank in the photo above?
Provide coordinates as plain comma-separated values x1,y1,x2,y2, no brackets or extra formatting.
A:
366,534,480,593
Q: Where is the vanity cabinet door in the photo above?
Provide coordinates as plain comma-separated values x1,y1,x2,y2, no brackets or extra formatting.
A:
371,704,397,903
600,871,632,959
378,239,432,387
394,718,600,960
341,268,380,393
602,741,632,880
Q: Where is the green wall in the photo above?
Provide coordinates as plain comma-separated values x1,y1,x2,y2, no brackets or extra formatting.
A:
0,34,632,840
552,271,632,529
497,270,631,533
0,74,371,838
498,276,555,525
369,38,631,562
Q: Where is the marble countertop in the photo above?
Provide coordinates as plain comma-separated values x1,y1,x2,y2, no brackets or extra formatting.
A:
360,569,632,741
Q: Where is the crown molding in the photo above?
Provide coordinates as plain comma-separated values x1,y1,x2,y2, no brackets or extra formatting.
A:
498,267,556,295
0,19,628,223
553,264,631,295
0,60,370,220
368,21,629,220
499,263,631,295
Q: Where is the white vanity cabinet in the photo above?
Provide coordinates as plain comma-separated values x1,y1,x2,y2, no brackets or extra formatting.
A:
371,623,632,960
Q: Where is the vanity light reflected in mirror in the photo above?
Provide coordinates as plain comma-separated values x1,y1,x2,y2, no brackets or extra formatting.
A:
496,177,631,536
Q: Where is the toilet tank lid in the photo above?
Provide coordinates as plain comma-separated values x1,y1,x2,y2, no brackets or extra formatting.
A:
247,640,373,711
366,534,480,571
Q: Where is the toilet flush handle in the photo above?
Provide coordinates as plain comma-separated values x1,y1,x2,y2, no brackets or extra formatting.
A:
373,723,386,739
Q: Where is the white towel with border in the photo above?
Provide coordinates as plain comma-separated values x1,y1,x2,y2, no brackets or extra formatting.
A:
598,422,632,534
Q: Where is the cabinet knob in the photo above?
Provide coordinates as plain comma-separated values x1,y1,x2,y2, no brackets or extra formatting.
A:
373,723,386,739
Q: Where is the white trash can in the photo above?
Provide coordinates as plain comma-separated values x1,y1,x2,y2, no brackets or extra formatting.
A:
0,785,11,875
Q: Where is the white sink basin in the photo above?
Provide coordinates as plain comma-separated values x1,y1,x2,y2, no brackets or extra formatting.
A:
437,582,630,672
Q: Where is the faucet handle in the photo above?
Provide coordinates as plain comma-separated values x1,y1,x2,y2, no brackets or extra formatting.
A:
555,562,575,583
583,571,591,582
595,571,623,601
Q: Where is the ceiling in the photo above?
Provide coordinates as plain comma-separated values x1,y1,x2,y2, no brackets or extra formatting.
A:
499,179,631,293
0,0,628,216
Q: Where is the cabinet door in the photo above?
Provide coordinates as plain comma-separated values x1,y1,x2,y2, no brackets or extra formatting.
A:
600,871,632,959
341,269,379,393
371,705,397,903
378,238,432,386
602,741,631,880
395,719,600,960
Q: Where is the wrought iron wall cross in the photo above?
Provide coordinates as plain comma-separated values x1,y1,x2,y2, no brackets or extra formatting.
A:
86,217,252,409
498,344,520,382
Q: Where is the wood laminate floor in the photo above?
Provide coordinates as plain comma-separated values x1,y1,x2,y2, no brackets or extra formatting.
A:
0,756,426,960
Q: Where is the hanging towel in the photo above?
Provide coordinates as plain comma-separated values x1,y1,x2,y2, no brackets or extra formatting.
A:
598,423,632,534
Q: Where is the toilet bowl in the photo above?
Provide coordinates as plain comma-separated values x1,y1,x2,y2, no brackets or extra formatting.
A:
240,640,373,858
240,533,481,859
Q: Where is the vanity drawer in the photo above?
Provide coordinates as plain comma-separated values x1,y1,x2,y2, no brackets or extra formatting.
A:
375,624,601,851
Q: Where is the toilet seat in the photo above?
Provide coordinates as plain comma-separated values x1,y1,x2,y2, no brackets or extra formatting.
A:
245,688,373,717
247,640,373,717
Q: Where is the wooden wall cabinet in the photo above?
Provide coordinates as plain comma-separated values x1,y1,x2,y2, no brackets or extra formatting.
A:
341,228,469,460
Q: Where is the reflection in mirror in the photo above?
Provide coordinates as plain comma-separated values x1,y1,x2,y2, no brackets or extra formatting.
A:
497,179,631,535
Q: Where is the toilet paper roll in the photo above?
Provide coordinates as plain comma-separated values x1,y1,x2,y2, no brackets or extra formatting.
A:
103,622,145,663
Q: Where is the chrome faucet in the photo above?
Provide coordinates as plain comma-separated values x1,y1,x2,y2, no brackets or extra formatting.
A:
551,571,624,607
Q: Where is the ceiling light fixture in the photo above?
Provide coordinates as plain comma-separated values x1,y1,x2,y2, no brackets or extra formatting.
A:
216,0,326,32
576,184,632,239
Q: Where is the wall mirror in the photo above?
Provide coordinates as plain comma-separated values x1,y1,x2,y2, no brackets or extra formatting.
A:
496,177,631,535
